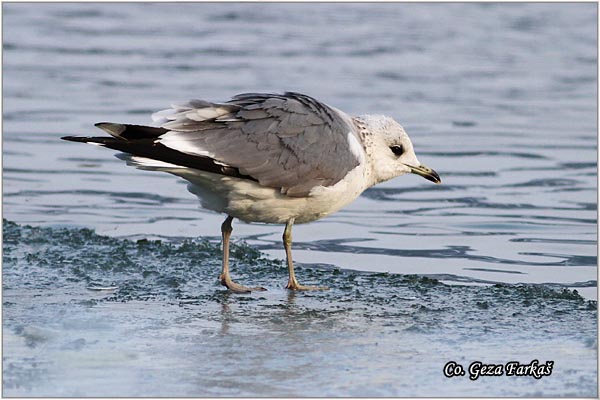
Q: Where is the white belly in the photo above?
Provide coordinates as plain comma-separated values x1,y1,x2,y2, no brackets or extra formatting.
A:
173,166,368,224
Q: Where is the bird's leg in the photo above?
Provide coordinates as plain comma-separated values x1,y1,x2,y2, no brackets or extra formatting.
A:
284,218,328,291
219,215,266,293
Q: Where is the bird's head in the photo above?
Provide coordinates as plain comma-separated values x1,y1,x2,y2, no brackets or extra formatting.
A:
356,115,441,186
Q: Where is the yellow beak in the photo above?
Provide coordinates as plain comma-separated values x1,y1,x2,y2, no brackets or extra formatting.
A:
406,163,441,184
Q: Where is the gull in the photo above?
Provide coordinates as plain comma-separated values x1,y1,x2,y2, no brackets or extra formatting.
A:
62,92,441,292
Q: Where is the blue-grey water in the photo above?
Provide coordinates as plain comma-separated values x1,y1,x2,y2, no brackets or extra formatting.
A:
2,2,597,397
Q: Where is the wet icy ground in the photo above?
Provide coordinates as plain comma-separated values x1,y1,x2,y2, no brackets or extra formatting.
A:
3,220,597,397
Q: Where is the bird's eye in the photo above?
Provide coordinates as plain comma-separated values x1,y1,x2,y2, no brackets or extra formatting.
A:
390,145,404,156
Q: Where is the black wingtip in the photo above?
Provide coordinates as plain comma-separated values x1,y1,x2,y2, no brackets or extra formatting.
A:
61,135,91,143
94,122,114,129
94,122,127,137
61,136,112,147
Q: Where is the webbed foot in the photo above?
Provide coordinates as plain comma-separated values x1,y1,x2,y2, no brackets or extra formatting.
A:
220,275,267,293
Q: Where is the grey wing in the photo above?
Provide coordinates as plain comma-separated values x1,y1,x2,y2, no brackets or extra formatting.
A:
154,92,363,196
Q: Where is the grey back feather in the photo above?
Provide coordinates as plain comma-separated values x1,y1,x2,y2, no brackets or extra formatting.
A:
154,92,362,197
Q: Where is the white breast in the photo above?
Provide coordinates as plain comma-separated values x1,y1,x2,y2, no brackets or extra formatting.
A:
173,163,369,224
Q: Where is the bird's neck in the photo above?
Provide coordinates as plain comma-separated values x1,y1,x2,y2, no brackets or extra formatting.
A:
352,116,400,187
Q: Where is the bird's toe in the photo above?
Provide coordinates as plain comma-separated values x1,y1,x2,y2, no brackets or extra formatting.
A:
221,278,267,293
286,281,329,291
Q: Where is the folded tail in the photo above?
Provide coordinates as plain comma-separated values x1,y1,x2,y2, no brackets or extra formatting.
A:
61,123,257,181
